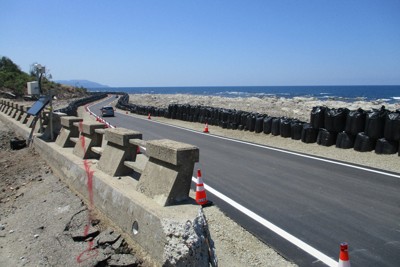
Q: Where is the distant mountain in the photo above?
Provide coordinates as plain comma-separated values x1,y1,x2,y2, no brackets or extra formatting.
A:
56,79,109,88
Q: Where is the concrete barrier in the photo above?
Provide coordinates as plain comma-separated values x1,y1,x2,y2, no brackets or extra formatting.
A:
7,102,15,116
0,102,216,266
72,121,104,159
15,104,24,121
3,100,11,114
137,139,199,206
55,116,83,147
97,128,142,176
20,106,31,125
11,103,20,118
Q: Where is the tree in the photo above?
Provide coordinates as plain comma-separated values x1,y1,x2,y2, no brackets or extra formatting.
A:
0,56,33,96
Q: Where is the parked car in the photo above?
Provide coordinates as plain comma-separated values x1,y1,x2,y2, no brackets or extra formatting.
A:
100,106,115,117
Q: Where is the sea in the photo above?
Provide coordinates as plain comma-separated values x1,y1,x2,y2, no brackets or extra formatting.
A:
89,85,400,104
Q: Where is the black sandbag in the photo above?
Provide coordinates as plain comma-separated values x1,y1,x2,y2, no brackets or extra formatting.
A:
10,137,26,150
247,115,256,132
324,108,349,133
241,113,249,129
375,138,398,154
310,106,326,129
336,131,355,149
291,121,304,140
301,124,318,143
263,116,273,134
280,118,292,138
354,132,376,152
255,116,264,133
271,118,281,136
231,123,238,130
317,128,337,146
384,112,400,141
365,106,388,139
345,108,366,135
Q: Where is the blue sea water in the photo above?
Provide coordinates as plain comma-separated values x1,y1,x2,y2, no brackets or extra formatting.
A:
89,85,400,103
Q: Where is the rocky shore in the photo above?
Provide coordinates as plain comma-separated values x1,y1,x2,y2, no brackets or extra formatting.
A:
128,93,400,123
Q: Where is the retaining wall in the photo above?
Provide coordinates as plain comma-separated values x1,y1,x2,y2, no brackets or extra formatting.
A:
0,98,217,267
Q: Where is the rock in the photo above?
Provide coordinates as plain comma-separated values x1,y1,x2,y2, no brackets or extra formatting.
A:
64,209,100,241
111,237,124,250
107,254,141,267
95,228,121,247
0,224,5,230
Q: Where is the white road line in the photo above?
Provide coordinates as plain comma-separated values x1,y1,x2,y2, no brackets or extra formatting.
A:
94,103,399,266
191,177,338,267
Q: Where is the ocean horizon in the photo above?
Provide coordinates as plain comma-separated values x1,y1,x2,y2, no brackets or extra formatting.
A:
88,85,400,104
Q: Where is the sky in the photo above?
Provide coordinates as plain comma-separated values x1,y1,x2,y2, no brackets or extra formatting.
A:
1,0,399,87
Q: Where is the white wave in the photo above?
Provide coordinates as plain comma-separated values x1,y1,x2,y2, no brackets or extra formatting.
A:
392,97,400,100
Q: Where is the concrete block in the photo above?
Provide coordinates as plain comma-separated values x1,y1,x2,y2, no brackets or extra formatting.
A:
26,115,36,128
15,105,24,121
56,116,83,147
11,103,19,118
97,128,142,176
41,112,66,141
146,139,200,166
4,101,11,113
72,121,104,159
7,102,15,116
19,106,31,125
137,139,199,206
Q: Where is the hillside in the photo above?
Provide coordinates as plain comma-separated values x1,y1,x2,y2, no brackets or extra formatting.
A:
0,56,88,100
55,79,108,88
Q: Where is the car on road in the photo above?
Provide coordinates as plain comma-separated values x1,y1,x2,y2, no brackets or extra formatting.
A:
100,106,115,117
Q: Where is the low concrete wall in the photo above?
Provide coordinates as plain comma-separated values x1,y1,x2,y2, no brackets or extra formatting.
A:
0,99,217,267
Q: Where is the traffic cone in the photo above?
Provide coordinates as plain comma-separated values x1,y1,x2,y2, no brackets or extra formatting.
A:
195,170,212,207
338,242,351,267
203,123,209,133
148,113,151,120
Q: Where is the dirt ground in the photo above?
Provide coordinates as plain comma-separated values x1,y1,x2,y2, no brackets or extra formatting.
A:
0,119,146,267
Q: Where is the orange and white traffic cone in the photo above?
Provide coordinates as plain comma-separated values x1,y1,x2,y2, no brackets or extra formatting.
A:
195,170,212,207
148,113,151,119
338,242,351,267
203,122,209,133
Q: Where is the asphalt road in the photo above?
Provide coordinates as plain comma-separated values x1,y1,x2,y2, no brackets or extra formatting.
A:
91,97,400,267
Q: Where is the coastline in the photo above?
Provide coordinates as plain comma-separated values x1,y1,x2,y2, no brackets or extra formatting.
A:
127,93,400,123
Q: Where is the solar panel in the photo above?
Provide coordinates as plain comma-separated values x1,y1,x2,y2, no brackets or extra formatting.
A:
27,96,50,116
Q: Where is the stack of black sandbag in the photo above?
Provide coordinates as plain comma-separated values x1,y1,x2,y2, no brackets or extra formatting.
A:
317,108,348,146
375,110,400,155
337,108,366,149
354,106,388,152
304,106,326,144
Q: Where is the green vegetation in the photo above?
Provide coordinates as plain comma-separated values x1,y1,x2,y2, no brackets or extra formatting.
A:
0,56,33,96
0,56,88,99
